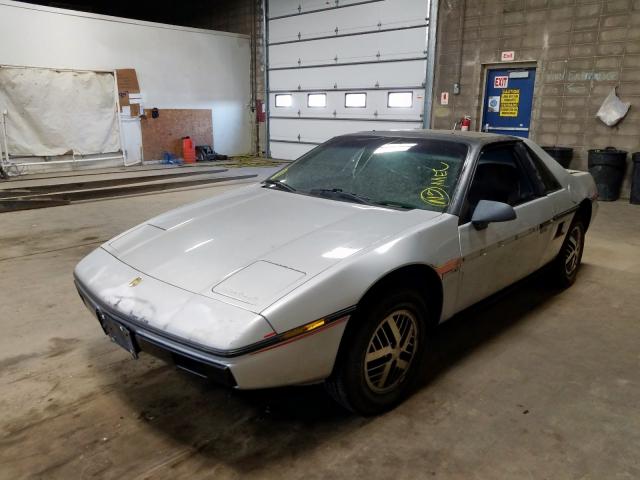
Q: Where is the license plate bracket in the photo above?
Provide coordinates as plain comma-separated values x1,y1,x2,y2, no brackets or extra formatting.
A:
97,311,139,358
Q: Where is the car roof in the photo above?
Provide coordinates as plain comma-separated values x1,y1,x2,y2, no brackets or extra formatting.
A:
340,129,518,147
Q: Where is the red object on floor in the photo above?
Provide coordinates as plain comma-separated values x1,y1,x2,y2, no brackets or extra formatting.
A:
182,136,196,163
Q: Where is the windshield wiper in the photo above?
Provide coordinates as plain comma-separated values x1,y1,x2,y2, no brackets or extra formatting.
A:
309,188,373,205
262,179,296,192
374,200,415,210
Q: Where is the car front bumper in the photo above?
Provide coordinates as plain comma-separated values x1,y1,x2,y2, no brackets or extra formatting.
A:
76,280,238,386
74,249,350,389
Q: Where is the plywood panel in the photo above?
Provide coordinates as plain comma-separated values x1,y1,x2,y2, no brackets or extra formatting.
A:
141,109,213,161
116,68,140,94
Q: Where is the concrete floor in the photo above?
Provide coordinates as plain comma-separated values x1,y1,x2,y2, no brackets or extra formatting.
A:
1,175,639,479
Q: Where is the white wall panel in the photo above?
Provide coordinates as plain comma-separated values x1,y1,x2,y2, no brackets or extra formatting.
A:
0,0,251,156
269,0,381,19
269,0,427,43
267,0,432,160
269,60,427,95
270,118,420,143
270,142,317,160
269,28,427,68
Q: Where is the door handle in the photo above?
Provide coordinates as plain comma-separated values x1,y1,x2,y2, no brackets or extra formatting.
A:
485,126,530,132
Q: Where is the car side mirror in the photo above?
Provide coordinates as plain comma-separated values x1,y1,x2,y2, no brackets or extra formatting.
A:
471,200,517,230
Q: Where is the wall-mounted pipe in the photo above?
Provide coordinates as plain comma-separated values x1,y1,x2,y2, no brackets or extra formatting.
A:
423,0,439,128
113,69,128,168
0,114,6,179
262,0,271,158
251,0,259,155
1,111,10,167
455,0,466,91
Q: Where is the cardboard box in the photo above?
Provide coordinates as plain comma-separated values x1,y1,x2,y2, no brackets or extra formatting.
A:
116,69,140,94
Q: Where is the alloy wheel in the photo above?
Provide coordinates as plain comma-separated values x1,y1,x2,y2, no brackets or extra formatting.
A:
364,309,418,394
564,225,582,276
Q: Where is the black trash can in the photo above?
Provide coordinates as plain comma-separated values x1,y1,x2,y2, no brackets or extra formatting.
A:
588,147,627,201
631,152,640,205
542,146,573,168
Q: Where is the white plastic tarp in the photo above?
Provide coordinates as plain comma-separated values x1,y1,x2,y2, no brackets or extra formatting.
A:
0,67,120,156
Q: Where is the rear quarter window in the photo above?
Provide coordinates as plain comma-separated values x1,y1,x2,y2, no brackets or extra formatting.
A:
524,145,562,193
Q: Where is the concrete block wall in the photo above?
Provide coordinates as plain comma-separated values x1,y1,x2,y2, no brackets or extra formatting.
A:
431,0,640,196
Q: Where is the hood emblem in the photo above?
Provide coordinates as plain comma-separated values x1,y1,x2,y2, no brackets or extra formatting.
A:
128,277,143,287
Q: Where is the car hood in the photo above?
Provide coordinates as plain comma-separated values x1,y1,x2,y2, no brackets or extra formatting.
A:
104,186,441,311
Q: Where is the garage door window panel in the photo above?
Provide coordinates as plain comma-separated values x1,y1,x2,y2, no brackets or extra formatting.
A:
345,93,367,108
388,92,413,108
308,93,327,108
275,94,293,108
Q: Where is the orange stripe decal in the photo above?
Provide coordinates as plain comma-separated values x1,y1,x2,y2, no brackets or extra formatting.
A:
435,257,462,277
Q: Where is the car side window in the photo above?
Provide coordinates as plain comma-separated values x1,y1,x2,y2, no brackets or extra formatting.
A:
517,143,562,194
462,144,536,223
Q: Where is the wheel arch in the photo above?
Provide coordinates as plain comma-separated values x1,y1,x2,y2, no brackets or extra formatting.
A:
329,262,443,379
575,199,593,231
356,263,443,325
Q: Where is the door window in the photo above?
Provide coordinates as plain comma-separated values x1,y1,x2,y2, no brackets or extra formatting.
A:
462,144,537,223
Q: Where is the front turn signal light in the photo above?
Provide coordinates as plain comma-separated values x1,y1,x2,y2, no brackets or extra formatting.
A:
281,318,326,340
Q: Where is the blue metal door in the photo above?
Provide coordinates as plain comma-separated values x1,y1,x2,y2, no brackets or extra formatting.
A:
482,68,536,138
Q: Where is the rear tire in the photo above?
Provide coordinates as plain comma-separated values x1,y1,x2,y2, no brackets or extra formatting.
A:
325,289,429,415
551,219,585,288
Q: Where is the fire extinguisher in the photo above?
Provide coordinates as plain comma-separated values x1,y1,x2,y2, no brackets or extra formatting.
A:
460,115,471,131
256,99,266,123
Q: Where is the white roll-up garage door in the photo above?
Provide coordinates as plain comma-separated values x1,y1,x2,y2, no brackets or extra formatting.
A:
266,0,437,160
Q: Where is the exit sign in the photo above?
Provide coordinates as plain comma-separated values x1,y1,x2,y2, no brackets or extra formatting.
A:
494,76,509,88
501,51,515,61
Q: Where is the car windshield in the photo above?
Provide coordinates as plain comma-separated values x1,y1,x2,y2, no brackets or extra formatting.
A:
267,136,469,212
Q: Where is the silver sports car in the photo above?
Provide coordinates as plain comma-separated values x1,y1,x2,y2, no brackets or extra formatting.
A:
75,130,598,415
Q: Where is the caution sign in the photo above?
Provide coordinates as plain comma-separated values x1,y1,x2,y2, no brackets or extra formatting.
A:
500,89,519,117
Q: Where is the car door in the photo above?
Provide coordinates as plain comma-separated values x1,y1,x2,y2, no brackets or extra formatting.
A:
514,142,569,268
455,142,556,312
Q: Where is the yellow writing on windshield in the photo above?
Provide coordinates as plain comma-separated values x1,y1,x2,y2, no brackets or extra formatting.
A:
271,166,289,179
420,161,450,208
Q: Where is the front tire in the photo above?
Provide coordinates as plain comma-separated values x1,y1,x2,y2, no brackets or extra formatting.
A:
325,289,429,415
551,219,585,288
